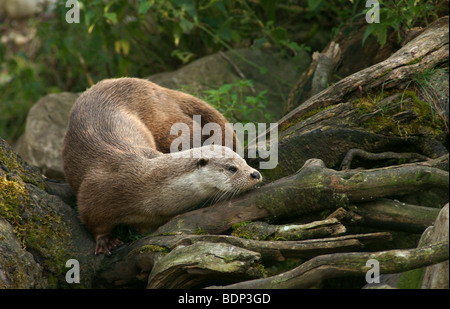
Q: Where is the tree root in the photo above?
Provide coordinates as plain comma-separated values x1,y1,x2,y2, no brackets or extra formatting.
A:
340,148,430,171
208,241,449,289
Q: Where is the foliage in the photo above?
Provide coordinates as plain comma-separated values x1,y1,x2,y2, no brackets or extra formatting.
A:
0,50,45,142
0,0,445,141
0,0,308,141
182,79,271,123
35,0,309,92
361,0,439,46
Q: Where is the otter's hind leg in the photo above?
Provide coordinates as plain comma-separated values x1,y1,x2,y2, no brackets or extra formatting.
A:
77,177,124,255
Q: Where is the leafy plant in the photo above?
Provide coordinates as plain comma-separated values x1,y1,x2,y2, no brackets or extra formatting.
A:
6,0,432,142
0,53,45,142
181,79,271,124
361,0,438,46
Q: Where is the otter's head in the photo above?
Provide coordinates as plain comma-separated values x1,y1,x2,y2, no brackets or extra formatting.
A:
193,145,262,199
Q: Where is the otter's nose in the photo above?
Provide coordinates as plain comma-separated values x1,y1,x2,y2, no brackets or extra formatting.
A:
250,171,261,180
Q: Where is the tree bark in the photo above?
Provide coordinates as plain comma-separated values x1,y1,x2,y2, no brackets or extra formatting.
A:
351,198,441,233
231,218,347,241
209,241,449,289
153,158,448,235
278,17,449,133
96,232,393,288
249,17,449,181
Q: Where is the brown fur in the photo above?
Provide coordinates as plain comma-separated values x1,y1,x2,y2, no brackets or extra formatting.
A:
62,78,259,254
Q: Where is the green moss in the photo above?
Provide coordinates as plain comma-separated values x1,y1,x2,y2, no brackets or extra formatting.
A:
0,176,28,241
231,221,252,231
260,163,288,182
379,68,393,78
280,104,337,133
21,212,70,287
0,175,70,288
194,227,208,235
231,221,255,240
0,145,46,191
269,233,287,241
396,267,425,289
134,244,169,254
252,261,268,278
352,89,444,138
405,57,422,66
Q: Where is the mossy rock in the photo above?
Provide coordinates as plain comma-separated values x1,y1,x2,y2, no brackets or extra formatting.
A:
0,138,47,191
1,137,102,288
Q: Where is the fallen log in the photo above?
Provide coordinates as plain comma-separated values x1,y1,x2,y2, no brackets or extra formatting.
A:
95,232,392,288
153,158,448,235
351,198,440,233
209,241,449,289
146,241,263,289
230,218,347,241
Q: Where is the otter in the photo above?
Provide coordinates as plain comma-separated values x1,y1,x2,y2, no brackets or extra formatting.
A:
62,78,261,255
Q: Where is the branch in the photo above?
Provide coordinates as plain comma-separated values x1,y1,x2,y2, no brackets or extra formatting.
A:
285,41,341,114
209,241,449,289
231,218,347,241
278,17,449,132
153,159,448,235
352,198,440,233
147,241,263,289
340,149,430,171
97,232,392,288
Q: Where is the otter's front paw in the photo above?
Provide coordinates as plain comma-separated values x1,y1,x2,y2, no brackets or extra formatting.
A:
95,234,124,255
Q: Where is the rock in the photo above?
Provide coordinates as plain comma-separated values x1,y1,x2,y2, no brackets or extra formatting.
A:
15,92,80,180
1,137,102,288
148,47,310,122
0,0,55,19
0,217,47,288
419,203,449,289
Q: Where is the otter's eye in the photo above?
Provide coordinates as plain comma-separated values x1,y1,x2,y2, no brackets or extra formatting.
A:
228,166,237,173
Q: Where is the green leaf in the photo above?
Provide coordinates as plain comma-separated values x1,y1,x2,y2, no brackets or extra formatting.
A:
179,18,194,33
84,10,96,27
218,27,232,42
174,0,197,19
375,25,388,46
259,66,268,75
104,12,118,24
308,0,323,12
245,96,258,105
362,24,374,46
218,84,233,93
254,38,268,49
260,0,276,21
271,26,288,42
138,1,152,15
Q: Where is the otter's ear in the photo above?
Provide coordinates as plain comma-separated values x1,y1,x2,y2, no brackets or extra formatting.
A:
197,158,209,167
